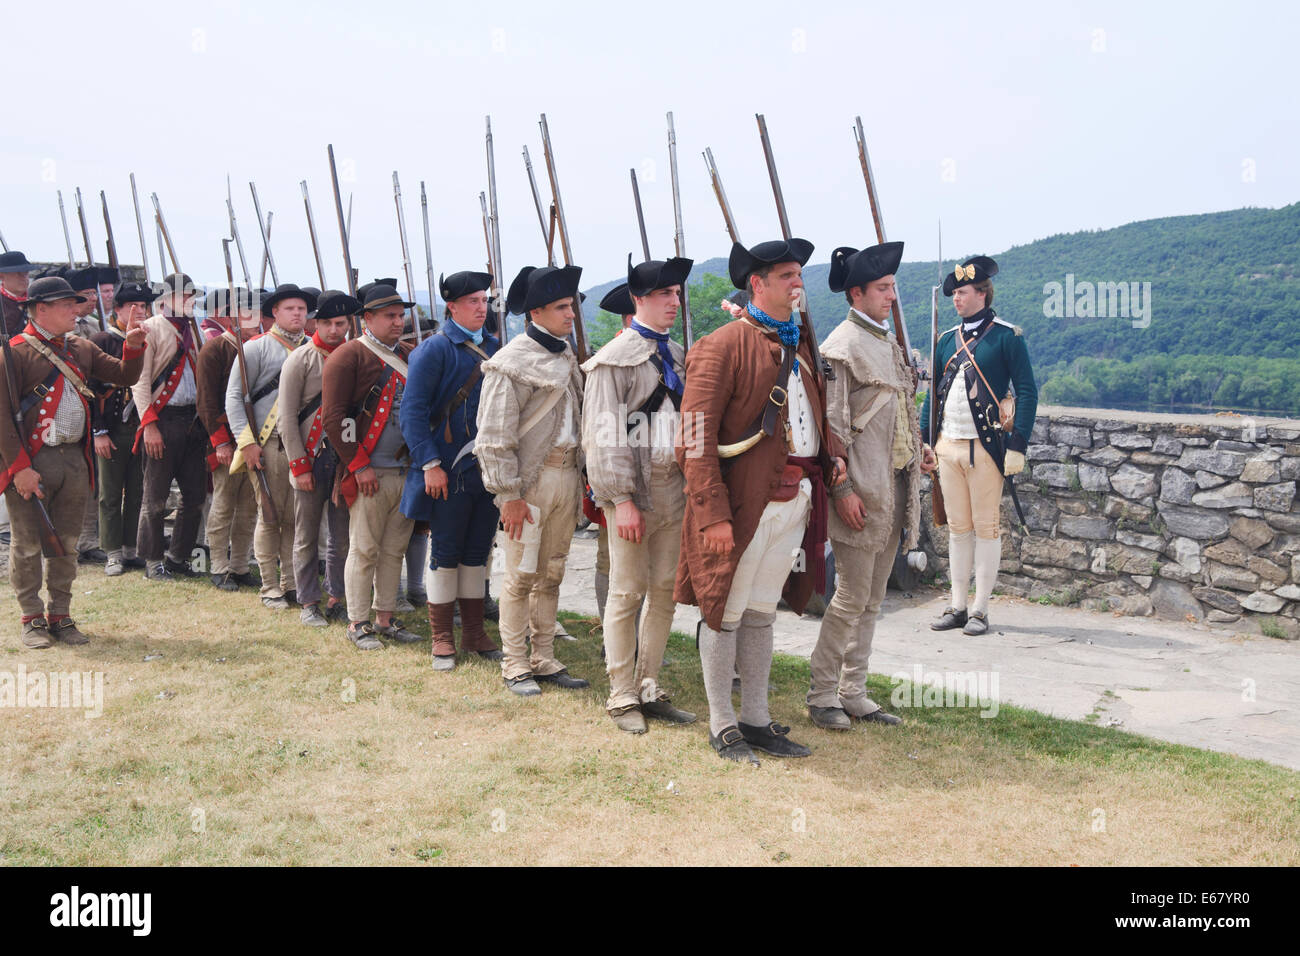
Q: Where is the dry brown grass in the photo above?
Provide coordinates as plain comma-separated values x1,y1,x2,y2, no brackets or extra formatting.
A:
1,569,1297,866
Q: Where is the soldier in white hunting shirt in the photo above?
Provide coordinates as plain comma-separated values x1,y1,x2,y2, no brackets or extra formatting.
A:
476,265,590,697
808,241,930,731
224,283,316,609
581,254,696,734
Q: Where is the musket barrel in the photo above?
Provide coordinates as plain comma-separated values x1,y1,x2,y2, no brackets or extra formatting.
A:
75,187,107,330
631,168,651,261
419,181,441,338
301,181,328,289
392,171,421,342
249,182,278,287
327,145,360,337
522,145,550,252
667,111,693,350
538,113,588,361
57,191,75,266
100,191,119,270
130,174,150,283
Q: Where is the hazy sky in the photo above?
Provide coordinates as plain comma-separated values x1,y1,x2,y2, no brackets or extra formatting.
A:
2,0,1295,293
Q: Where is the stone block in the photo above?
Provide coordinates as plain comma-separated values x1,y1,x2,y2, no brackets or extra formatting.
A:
1050,423,1092,448
1058,515,1113,540
1192,482,1254,509
1149,579,1203,621
1108,432,1153,450
1254,481,1296,513
1155,502,1230,539
1207,562,1260,592
1080,446,1127,468
1194,470,1227,489
1242,591,1285,613
1192,587,1242,613
1241,458,1281,483
1176,448,1247,477
1249,556,1289,586
1077,462,1110,492
1027,443,1068,462
1110,464,1159,500
1159,468,1195,505
1152,434,1184,456
1116,529,1163,551
1033,462,1077,489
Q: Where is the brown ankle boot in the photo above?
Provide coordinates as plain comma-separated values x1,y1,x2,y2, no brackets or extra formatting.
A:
458,597,502,659
428,601,457,670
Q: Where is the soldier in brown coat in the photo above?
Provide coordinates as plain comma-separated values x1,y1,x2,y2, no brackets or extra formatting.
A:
675,239,845,764
321,285,420,649
0,277,144,646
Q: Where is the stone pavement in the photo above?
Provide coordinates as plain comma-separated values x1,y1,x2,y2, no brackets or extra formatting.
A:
535,534,1300,772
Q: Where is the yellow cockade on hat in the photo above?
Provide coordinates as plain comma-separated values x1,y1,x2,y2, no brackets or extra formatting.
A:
954,264,976,281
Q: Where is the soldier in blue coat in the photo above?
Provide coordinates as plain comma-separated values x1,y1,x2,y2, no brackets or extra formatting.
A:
919,256,1037,636
399,271,503,669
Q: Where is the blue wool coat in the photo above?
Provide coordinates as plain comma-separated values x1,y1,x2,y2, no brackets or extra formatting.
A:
399,321,500,521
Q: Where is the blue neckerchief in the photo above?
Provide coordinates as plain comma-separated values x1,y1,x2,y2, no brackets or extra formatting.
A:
746,302,800,373
629,320,683,395
450,317,484,345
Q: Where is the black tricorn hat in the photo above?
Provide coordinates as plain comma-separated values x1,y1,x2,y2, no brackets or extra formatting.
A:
23,276,88,307
115,281,161,306
66,266,99,291
0,251,41,273
942,255,998,297
96,266,121,286
599,283,635,318
828,241,904,294
314,290,362,320
727,238,814,290
439,271,493,303
506,265,583,316
262,283,319,314
360,283,414,312
626,254,693,298
203,289,227,316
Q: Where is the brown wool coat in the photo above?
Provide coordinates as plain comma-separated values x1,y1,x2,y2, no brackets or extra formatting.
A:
320,336,413,477
0,332,144,491
196,332,240,447
673,317,844,630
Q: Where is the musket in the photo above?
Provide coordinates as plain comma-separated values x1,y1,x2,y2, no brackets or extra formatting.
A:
0,324,65,556
151,194,204,343
630,168,651,261
0,227,8,253
522,145,550,258
479,192,494,277
931,218,942,450
301,181,328,289
258,211,273,290
854,116,914,372
419,181,439,337
151,193,180,273
537,113,589,362
129,173,150,283
667,111,694,352
226,175,251,288
56,191,75,266
546,203,558,267
754,114,831,385
392,171,421,342
75,187,107,331
702,147,740,244
249,182,278,288
100,191,119,271
154,218,167,281
327,144,361,337
223,237,279,526
485,116,506,341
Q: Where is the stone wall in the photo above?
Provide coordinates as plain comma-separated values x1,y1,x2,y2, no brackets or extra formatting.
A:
919,406,1300,637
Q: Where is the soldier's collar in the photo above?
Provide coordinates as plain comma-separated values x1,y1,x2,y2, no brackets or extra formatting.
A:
849,307,889,338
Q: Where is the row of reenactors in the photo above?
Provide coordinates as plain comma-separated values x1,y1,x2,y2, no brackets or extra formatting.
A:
0,231,1036,765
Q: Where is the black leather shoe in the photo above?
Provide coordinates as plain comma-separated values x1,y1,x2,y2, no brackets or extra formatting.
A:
78,548,108,565
808,705,852,731
145,564,174,581
504,675,541,697
163,556,197,577
738,721,811,758
709,726,760,766
211,573,238,592
475,649,504,661
533,669,589,690
855,709,903,726
122,556,147,570
930,606,968,630
230,571,257,588
284,589,298,606
962,611,989,635
642,697,697,724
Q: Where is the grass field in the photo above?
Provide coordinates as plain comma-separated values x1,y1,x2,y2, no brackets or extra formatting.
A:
1,570,1297,866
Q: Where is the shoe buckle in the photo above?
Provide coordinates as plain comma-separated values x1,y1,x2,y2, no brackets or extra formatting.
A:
718,727,744,746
